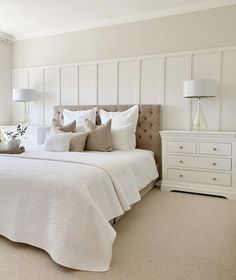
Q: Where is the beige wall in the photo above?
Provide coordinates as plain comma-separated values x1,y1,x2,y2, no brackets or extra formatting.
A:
0,41,12,125
12,5,236,68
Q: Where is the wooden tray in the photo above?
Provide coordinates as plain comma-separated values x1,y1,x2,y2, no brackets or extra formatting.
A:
0,146,25,154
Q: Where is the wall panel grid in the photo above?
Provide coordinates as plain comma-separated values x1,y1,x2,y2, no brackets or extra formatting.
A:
12,45,236,131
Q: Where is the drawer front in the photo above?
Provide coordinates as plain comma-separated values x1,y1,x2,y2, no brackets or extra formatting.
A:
199,142,232,156
168,169,232,186
167,141,196,154
167,155,232,171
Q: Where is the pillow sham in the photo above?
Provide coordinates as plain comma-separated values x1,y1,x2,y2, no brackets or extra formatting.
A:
99,105,139,149
44,132,72,152
85,119,112,152
63,107,97,131
70,132,89,152
112,123,134,151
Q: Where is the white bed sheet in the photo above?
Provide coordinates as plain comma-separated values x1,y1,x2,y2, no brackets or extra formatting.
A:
0,148,158,271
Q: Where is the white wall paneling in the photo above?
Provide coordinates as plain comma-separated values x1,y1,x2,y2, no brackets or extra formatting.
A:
61,66,78,106
78,64,97,105
98,62,116,105
12,45,236,131
221,50,236,131
12,69,28,124
140,58,162,104
28,68,44,125
163,55,188,130
118,60,138,105
44,67,60,126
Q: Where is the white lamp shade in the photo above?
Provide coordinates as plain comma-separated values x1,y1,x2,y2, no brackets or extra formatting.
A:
12,88,36,102
184,79,217,98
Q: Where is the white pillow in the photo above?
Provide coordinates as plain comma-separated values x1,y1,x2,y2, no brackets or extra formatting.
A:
99,105,139,149
44,132,72,152
63,108,97,131
112,124,134,151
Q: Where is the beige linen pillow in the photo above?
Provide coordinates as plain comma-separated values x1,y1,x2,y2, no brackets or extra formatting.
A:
52,119,76,133
70,132,89,152
85,119,112,152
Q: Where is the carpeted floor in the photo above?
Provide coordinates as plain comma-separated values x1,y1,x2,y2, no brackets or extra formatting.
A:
1,188,236,280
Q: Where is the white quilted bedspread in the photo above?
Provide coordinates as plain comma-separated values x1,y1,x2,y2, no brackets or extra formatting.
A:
0,148,158,271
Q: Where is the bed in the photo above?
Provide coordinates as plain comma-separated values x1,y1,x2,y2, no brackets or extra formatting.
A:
0,104,161,272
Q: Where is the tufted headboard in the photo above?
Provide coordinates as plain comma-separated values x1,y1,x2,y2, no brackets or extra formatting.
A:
53,105,161,174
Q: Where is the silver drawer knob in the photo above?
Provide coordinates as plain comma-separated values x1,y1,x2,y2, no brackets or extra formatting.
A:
179,160,183,163
213,162,216,166
213,178,216,181
179,174,183,178
213,147,217,151
180,146,183,149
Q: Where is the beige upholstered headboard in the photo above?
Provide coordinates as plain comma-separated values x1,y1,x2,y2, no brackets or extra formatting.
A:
53,105,161,174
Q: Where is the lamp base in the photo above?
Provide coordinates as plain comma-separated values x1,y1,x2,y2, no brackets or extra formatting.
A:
19,102,29,127
192,98,207,131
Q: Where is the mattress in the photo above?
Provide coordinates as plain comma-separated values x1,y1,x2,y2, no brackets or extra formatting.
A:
0,148,158,271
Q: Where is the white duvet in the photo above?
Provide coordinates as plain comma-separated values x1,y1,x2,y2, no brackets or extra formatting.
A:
0,148,158,271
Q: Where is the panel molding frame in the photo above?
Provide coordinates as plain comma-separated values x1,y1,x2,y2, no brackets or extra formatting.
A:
12,45,236,131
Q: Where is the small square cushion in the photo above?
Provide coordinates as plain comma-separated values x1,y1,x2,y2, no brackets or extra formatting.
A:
70,132,89,152
44,132,72,152
85,119,112,152
52,119,76,133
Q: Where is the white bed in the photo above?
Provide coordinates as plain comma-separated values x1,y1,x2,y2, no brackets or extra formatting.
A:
0,147,158,271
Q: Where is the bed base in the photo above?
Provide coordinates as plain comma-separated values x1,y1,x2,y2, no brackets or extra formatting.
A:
111,178,160,225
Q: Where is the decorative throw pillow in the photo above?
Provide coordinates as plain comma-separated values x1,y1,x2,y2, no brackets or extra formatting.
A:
63,108,97,131
99,105,139,149
70,132,89,152
85,119,112,152
52,119,77,133
112,123,134,151
44,132,72,152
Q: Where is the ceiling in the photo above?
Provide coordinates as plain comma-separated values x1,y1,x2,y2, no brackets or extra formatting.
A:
0,0,235,40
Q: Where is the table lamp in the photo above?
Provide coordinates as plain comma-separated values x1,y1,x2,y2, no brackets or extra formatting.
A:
12,88,36,125
184,79,217,130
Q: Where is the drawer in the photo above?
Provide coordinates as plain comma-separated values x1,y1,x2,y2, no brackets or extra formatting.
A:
167,155,232,171
199,142,232,156
167,141,196,154
168,168,232,186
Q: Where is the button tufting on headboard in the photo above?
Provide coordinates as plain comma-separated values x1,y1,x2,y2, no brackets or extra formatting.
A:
53,104,161,175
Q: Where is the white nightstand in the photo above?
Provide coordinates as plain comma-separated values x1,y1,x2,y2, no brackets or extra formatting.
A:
160,131,236,200
0,125,37,146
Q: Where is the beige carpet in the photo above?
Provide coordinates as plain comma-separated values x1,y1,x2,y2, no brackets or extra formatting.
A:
1,188,236,280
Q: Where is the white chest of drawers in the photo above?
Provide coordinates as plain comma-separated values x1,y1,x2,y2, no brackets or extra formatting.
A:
160,131,236,199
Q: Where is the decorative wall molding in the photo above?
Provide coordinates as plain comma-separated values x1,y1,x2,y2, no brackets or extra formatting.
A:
14,0,236,41
12,45,236,133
